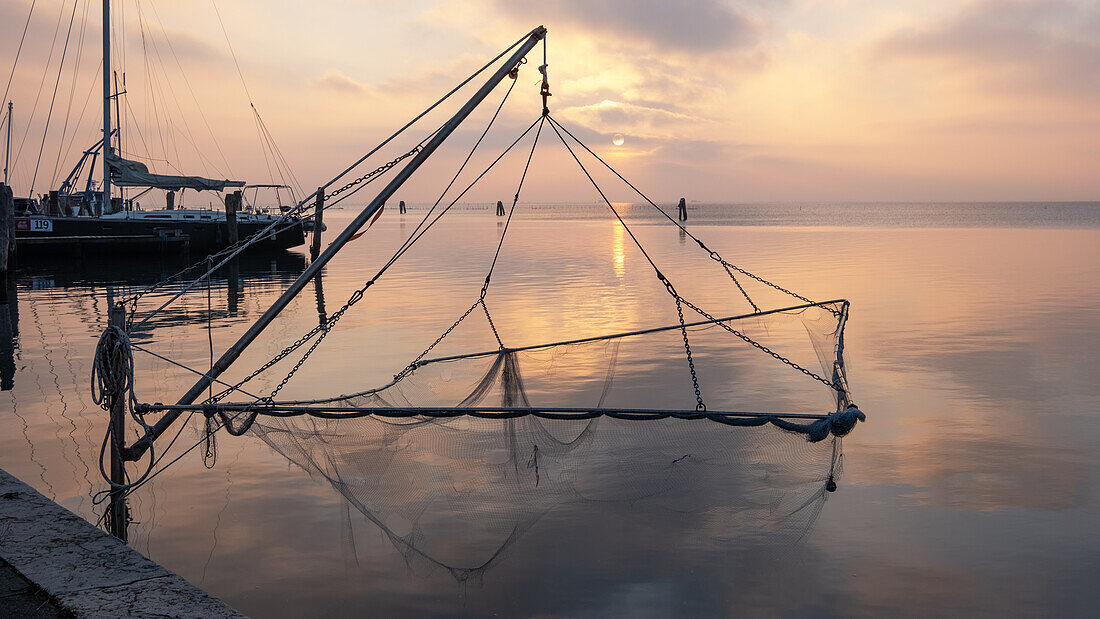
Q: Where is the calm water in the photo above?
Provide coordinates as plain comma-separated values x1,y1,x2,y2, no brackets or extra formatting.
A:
2,202,1098,617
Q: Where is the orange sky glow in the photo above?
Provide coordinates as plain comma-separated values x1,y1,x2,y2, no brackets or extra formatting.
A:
2,0,1098,203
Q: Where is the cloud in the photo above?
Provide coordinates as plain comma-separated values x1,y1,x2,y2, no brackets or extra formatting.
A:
488,0,766,54
874,0,1100,99
557,99,712,139
316,69,372,95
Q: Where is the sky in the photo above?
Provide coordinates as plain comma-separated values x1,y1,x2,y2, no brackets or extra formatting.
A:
1,0,1098,203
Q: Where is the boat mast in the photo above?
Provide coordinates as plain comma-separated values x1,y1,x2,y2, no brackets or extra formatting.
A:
101,0,111,215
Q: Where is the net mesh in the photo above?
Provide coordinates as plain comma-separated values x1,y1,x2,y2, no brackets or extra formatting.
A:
242,299,853,581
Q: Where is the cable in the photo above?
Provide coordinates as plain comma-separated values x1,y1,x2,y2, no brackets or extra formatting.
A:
1,0,37,110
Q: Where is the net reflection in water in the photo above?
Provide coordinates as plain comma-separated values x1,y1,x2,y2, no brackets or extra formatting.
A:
247,300,850,581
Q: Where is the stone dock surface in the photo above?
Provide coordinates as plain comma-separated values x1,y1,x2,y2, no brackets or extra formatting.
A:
0,468,243,618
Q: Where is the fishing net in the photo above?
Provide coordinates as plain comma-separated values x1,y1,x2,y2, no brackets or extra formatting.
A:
239,299,856,581
104,44,866,574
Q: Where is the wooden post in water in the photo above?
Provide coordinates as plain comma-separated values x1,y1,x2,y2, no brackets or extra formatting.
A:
399,200,406,214
496,200,505,216
225,190,240,245
310,187,324,260
166,190,175,211
678,197,687,222
0,183,13,277
47,190,61,217
107,299,128,542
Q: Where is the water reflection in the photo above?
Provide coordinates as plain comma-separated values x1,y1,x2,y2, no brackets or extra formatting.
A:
0,209,1097,617
1,275,18,390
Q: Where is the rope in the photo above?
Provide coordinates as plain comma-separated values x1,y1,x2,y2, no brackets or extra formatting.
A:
90,323,155,512
547,116,820,311
546,118,713,406
486,115,544,285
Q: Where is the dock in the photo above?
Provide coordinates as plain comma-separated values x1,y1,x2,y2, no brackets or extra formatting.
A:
0,468,242,618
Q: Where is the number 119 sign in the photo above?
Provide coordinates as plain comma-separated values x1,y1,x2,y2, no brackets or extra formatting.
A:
15,218,53,233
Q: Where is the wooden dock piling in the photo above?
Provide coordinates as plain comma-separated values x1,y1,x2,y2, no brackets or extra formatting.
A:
399,200,407,214
496,200,505,216
106,300,128,542
224,190,240,245
678,197,687,222
310,187,324,260
0,183,13,277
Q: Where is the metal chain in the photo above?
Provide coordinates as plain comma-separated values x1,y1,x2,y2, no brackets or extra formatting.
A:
480,297,504,349
209,281,374,403
720,262,760,313
708,252,832,313
673,294,706,411
259,281,376,402
208,321,326,402
677,294,841,391
324,146,423,202
398,298,484,379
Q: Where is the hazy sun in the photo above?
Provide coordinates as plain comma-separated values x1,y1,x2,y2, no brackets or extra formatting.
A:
612,133,625,147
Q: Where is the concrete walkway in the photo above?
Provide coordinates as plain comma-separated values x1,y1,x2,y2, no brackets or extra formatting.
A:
0,468,243,618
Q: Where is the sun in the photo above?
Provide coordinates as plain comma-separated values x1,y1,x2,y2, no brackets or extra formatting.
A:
612,133,625,147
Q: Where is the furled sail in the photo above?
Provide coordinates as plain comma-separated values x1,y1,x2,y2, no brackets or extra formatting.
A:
106,152,245,192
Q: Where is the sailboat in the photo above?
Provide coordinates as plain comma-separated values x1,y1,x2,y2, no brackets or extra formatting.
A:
9,0,305,257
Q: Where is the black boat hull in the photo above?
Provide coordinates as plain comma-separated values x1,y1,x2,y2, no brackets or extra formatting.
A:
13,216,306,256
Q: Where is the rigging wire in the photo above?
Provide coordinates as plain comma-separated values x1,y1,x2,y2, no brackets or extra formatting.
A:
148,1,235,179
30,0,80,197
118,29,539,325
546,116,815,309
1,0,38,111
205,83,532,404
13,0,70,187
49,0,92,187
546,117,841,392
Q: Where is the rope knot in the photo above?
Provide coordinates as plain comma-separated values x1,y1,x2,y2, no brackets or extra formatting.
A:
201,404,217,419
91,325,135,412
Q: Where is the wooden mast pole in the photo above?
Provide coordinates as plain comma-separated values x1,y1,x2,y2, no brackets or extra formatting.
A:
4,101,11,185
126,26,548,460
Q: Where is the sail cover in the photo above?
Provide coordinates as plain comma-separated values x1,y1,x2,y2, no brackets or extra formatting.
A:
106,152,245,191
